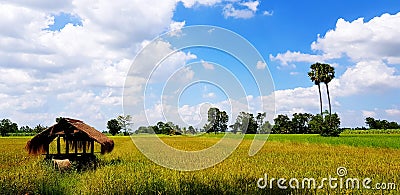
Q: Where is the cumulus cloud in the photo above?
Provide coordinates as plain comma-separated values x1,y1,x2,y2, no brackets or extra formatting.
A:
241,1,259,12
272,12,400,65
272,12,400,97
223,4,255,19
256,60,266,69
203,92,216,99
180,0,222,8
180,0,266,20
269,51,328,67
202,60,215,70
335,60,400,96
311,13,400,62
0,0,188,128
222,1,261,19
362,110,377,118
385,109,400,116
263,11,273,16
169,21,186,37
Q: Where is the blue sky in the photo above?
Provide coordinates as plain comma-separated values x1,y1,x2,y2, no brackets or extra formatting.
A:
0,0,399,130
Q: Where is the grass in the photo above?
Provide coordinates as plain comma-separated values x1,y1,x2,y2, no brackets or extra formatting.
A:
198,133,400,149
0,135,399,194
343,129,400,134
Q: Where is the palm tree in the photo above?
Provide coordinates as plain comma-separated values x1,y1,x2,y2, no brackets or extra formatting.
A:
308,63,324,116
321,63,335,117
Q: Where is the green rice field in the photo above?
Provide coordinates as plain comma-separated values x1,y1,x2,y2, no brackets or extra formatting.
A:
0,133,399,194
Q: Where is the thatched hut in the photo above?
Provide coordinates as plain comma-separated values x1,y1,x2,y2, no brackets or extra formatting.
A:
26,118,114,159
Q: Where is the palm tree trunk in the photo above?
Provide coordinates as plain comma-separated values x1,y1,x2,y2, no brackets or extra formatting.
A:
318,83,323,116
325,83,332,116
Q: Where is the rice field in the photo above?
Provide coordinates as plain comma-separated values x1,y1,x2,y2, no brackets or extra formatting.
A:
0,134,399,194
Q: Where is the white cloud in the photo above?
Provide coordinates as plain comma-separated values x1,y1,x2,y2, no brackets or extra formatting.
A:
148,43,197,83
223,3,255,19
4,0,73,12
269,51,327,66
180,0,265,20
202,60,215,70
256,60,266,69
263,10,273,16
272,12,400,97
362,110,377,118
0,0,186,129
179,0,222,8
203,92,216,99
241,1,259,12
272,12,400,65
336,60,400,96
311,13,400,62
274,86,320,115
169,21,186,37
385,109,400,116
0,68,34,85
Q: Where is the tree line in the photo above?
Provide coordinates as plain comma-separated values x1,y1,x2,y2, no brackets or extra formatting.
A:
365,117,400,130
0,119,47,136
0,114,397,137
129,107,342,136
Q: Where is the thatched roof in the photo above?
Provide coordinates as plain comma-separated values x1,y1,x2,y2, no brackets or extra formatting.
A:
26,118,114,155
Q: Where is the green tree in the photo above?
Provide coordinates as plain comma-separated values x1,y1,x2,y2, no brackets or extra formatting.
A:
117,115,133,135
259,121,272,134
33,124,47,134
219,111,229,133
388,121,400,129
321,112,341,136
291,113,313,134
0,119,18,136
188,126,196,134
135,126,154,134
365,117,378,129
272,114,290,134
381,120,390,130
19,125,33,133
232,112,257,134
365,117,400,130
107,119,121,135
157,121,170,134
205,107,229,134
308,114,324,134
152,125,160,134
256,112,266,134
155,121,175,134
205,107,219,134
308,62,324,116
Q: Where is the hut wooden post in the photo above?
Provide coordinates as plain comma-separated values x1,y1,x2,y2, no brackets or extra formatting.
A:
74,141,78,154
83,141,86,154
91,140,94,154
45,144,49,154
56,135,61,154
65,137,69,154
